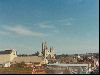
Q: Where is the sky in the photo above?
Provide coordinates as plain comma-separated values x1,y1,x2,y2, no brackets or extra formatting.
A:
0,0,99,55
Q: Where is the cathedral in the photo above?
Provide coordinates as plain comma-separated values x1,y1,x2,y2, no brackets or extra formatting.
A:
39,42,55,59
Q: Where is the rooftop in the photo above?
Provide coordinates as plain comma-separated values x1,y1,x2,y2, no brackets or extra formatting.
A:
12,56,44,64
47,63,88,67
0,50,12,55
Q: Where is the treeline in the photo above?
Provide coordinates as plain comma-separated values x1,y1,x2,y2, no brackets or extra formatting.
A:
55,54,69,59
55,52,99,59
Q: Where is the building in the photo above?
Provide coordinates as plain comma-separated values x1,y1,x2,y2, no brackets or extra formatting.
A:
12,56,48,67
0,61,11,67
0,49,17,67
40,42,55,59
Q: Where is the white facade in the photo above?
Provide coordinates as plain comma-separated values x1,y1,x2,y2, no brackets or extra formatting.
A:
41,58,48,64
10,49,17,61
41,42,55,59
4,62,11,67
0,49,17,67
0,62,11,67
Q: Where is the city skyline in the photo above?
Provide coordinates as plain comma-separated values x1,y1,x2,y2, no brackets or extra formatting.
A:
0,0,99,54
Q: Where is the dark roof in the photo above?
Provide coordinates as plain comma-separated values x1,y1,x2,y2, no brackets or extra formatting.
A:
0,50,12,54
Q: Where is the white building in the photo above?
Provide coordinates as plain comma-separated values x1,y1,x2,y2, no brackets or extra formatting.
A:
0,49,17,67
41,42,55,59
0,61,11,67
12,56,48,67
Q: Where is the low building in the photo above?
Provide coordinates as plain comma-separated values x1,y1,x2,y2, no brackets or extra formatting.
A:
0,61,11,67
41,42,55,59
0,49,17,67
12,56,48,67
59,56,77,64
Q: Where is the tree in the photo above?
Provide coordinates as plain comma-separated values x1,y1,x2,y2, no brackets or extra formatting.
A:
35,51,39,56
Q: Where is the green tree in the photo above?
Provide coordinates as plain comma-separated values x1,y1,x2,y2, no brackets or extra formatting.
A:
35,51,39,56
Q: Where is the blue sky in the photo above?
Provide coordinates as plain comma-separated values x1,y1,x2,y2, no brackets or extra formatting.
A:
0,0,99,54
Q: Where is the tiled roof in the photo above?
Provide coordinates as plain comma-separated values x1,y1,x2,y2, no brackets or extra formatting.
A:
12,56,44,64
0,61,10,64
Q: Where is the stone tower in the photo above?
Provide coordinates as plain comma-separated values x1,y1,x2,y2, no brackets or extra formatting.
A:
50,47,55,58
44,42,48,50
42,42,44,55
41,42,55,59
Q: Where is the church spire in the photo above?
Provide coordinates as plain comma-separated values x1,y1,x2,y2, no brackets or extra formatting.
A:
44,41,48,50
50,47,52,52
52,47,53,51
42,42,44,53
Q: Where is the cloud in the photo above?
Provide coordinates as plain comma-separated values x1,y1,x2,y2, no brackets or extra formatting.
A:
35,19,73,29
58,17,76,22
2,25,45,37
0,31,10,35
53,30,59,33
32,18,74,35
64,22,72,26
35,21,55,29
39,24,55,28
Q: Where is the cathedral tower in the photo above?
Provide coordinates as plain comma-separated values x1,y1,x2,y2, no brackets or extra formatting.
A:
44,42,48,50
41,42,55,59
42,42,44,55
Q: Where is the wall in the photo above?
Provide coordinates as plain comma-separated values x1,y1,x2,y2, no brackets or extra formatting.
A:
10,51,17,61
4,62,11,67
0,54,10,62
